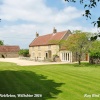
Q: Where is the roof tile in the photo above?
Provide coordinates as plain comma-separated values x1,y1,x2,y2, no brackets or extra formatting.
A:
29,31,68,46
0,46,20,52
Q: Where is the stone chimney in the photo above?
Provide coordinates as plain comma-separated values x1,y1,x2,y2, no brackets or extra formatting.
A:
53,27,57,33
36,32,39,37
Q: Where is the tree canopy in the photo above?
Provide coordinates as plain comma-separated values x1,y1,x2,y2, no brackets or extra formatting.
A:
89,40,100,58
65,0,100,20
63,30,90,64
0,40,4,45
19,49,29,57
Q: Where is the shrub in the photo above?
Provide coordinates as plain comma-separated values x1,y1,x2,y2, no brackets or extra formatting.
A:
19,49,29,57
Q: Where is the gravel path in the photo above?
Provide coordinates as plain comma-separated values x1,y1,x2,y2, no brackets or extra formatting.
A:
0,58,70,66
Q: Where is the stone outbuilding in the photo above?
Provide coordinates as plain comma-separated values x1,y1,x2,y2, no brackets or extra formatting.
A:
0,45,20,58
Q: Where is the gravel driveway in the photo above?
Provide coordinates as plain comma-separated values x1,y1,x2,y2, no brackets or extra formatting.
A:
0,58,69,66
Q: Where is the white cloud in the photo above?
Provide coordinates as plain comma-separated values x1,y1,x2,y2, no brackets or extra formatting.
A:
0,24,36,48
0,23,97,48
0,0,82,23
0,0,97,48
0,0,52,22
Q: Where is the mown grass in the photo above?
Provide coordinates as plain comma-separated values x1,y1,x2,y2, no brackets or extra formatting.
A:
0,62,100,100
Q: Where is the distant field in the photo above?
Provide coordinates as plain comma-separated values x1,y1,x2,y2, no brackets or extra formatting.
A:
0,62,100,100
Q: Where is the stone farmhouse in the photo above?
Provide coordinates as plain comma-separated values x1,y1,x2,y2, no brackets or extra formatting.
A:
0,45,20,58
29,28,89,62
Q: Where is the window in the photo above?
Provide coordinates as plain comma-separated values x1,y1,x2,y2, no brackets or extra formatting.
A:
33,53,35,57
61,52,70,62
38,53,41,57
64,53,65,60
48,45,51,49
66,53,67,60
68,53,69,61
38,46,40,50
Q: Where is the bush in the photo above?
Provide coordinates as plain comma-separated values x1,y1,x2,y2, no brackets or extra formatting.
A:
19,49,29,57
90,52,100,58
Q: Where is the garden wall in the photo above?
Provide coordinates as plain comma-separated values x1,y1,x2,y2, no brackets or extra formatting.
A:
89,57,100,64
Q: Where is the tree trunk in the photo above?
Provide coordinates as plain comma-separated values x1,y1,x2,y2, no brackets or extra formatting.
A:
78,55,81,65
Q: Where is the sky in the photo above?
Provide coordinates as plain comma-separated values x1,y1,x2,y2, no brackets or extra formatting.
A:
0,0,100,49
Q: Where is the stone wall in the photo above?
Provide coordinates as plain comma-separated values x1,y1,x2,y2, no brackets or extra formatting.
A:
89,57,100,64
72,52,89,62
0,52,19,58
29,45,59,61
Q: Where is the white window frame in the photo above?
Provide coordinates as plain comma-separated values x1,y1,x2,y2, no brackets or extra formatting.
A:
60,51,72,62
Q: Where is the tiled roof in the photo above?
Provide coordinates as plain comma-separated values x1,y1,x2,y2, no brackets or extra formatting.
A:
29,30,70,46
0,45,20,52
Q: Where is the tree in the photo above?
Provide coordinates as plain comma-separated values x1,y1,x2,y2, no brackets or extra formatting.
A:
19,49,29,57
89,40,100,64
63,30,90,65
65,0,100,40
0,40,4,45
89,40,100,58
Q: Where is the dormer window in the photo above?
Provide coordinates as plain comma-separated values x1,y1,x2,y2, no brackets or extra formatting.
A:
38,46,40,50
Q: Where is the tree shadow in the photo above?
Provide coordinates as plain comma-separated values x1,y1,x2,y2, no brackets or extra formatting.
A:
0,70,64,100
73,62,100,67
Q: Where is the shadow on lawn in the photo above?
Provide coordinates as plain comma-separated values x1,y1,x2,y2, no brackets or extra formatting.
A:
0,70,64,100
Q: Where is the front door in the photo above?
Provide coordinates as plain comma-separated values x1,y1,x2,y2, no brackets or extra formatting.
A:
85,54,88,61
46,52,48,59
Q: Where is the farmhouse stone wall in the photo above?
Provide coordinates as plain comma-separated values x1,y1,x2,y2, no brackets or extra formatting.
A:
29,45,59,61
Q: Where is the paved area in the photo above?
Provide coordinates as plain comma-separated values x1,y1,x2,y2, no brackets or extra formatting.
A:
0,58,71,66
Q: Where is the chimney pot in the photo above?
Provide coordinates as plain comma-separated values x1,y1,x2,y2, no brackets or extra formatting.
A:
36,32,39,37
53,27,57,33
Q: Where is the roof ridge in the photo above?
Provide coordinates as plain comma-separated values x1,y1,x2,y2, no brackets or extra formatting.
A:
60,30,68,40
37,33,52,38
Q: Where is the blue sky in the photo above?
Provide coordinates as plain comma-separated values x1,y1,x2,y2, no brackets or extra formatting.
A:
0,0,99,48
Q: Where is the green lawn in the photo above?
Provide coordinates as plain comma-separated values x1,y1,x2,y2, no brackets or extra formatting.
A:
0,62,100,100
